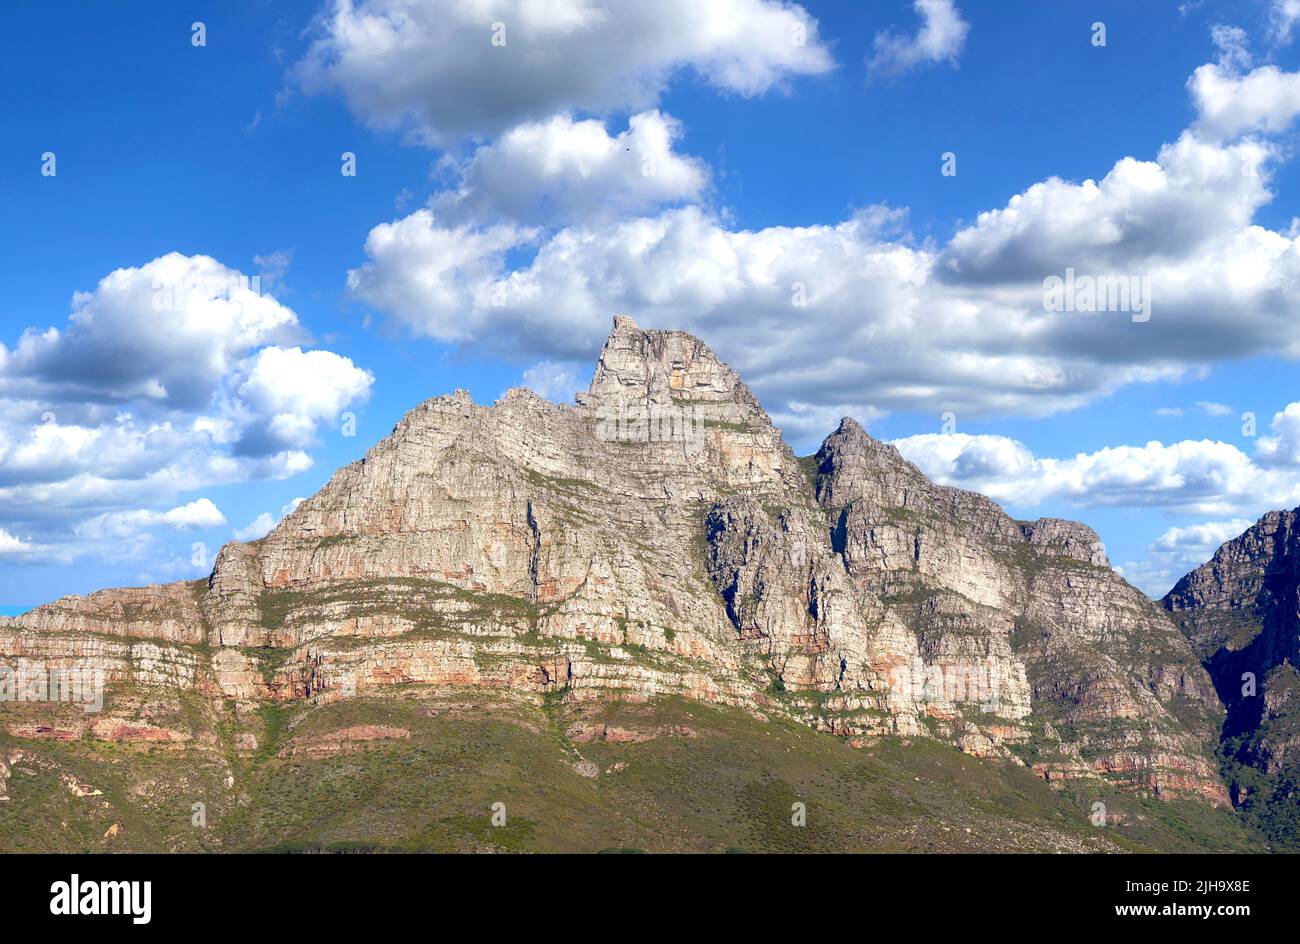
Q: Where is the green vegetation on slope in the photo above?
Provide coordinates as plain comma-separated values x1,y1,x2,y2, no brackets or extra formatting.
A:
0,690,1263,853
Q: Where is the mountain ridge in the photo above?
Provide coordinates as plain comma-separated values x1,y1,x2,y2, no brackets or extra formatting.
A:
0,315,1269,851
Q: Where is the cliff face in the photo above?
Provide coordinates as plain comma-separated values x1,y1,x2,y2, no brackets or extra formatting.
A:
0,316,1229,812
812,419,1224,801
1164,511,1300,839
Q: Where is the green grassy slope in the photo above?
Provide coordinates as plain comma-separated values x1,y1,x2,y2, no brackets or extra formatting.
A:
0,688,1265,853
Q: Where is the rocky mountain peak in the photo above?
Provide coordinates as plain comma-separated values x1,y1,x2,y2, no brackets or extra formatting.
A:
1164,509,1300,647
815,412,998,520
577,315,761,413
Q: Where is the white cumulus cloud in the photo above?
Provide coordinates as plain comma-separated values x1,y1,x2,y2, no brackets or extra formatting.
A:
0,254,371,566
1190,60,1300,140
891,412,1300,518
0,528,37,558
431,110,708,227
75,498,227,541
223,346,374,453
868,0,969,77
0,253,299,412
292,0,833,144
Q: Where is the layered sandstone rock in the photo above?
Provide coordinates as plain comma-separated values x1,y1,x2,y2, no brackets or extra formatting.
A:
811,418,1226,800
0,316,1229,803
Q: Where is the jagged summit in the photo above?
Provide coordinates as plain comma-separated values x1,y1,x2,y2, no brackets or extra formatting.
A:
820,412,1109,567
577,314,764,422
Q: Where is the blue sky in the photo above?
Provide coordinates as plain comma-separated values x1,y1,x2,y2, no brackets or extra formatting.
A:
3,0,1300,609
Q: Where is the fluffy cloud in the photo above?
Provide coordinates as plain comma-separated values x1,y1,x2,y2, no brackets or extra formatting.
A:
347,212,535,342
939,131,1273,282
891,404,1300,517
75,499,227,542
0,253,300,413
0,528,37,558
0,418,309,514
868,0,969,76
1272,0,1300,45
0,254,371,565
223,346,373,454
58,498,230,568
1258,401,1300,465
350,204,1008,416
1189,61,1300,140
1117,517,1254,598
1152,518,1253,561
0,416,312,565
293,0,832,144
156,499,227,529
347,134,1300,429
431,110,708,227
1188,19,1300,140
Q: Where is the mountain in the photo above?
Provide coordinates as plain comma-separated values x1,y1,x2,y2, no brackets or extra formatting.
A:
1164,509,1300,848
0,317,1258,852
